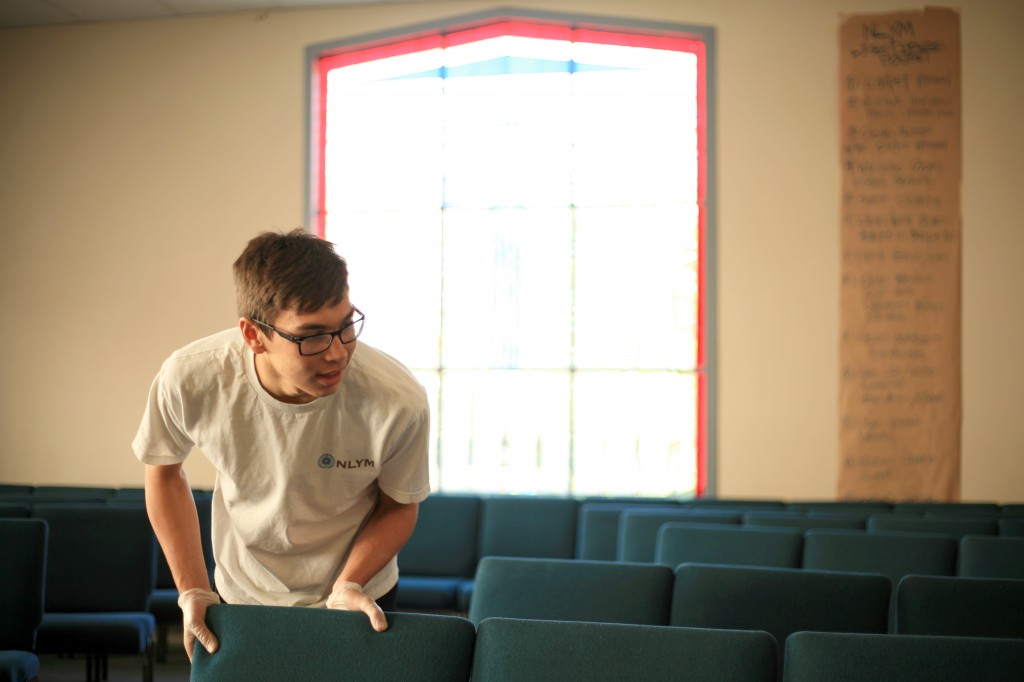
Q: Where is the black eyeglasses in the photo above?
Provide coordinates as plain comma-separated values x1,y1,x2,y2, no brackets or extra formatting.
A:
253,308,364,356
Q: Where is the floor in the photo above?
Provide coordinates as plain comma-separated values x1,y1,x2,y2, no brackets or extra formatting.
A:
36,631,191,682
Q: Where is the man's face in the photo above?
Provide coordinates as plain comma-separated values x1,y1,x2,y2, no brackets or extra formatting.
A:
247,296,358,404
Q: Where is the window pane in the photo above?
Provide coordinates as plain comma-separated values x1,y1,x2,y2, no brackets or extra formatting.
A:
443,37,573,208
571,42,699,207
325,50,444,211
438,370,571,494
572,371,698,496
326,209,441,368
574,206,700,369
442,208,572,369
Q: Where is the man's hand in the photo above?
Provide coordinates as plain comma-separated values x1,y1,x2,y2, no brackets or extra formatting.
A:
178,588,221,661
326,581,389,632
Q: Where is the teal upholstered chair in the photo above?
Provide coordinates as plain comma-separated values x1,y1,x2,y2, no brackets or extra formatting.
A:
892,501,1001,515
478,496,579,559
31,504,157,682
867,514,998,540
896,574,1024,639
397,493,480,610
671,563,890,678
468,557,673,626
0,504,30,519
618,508,740,562
656,523,803,568
742,510,867,531
802,529,956,628
472,617,776,682
785,501,893,514
999,517,1024,537
191,605,475,681
462,496,580,612
0,519,47,682
958,535,1024,578
783,631,1024,682
575,502,679,561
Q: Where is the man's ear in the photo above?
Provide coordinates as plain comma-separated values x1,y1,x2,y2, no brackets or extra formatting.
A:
239,318,268,354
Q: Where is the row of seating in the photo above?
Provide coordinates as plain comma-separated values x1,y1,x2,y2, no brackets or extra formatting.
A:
4,486,1022,615
398,494,1024,611
0,499,214,682
188,604,1024,681
466,557,1024,677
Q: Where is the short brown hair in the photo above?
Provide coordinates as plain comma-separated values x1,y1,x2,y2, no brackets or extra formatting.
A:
233,228,348,323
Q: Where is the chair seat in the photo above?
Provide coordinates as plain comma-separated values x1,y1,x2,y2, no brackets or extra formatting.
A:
35,613,156,655
0,650,41,682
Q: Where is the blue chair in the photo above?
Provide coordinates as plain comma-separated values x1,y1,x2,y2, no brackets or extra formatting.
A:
896,574,1024,639
397,494,480,610
671,563,890,678
473,617,776,682
656,523,802,568
31,504,157,682
618,508,740,562
783,631,1024,682
468,557,673,626
0,519,47,682
192,605,475,681
958,535,1024,579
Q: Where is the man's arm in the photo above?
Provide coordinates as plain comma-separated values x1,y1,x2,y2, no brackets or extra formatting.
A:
144,463,219,660
327,492,418,631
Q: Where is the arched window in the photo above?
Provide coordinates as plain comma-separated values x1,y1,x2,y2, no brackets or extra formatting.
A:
308,11,714,497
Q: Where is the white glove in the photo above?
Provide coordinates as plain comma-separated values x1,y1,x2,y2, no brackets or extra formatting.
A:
326,581,389,632
177,588,220,661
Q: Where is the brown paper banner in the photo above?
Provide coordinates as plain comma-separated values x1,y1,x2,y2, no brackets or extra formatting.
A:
838,8,961,500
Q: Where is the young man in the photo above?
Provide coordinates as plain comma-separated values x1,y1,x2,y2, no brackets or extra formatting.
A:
134,229,430,660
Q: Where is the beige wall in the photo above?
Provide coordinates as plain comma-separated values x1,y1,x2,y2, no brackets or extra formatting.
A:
0,0,1020,501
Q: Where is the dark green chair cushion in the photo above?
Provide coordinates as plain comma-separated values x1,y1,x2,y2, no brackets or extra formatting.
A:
618,509,740,562
958,535,1024,578
672,563,890,677
469,557,673,626
192,605,475,682
896,574,1024,639
0,519,47,650
656,522,802,568
478,496,578,560
473,617,776,682
783,631,1024,682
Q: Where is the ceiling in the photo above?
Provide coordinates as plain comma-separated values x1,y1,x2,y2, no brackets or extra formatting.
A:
0,0,421,29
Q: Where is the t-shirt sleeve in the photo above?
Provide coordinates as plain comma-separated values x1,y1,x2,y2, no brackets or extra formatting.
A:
132,363,195,465
377,402,431,504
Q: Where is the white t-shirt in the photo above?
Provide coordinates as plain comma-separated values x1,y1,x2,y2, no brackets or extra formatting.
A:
132,328,430,606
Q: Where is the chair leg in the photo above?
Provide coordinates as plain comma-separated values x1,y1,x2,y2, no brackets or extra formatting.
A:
142,641,155,682
156,623,168,663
